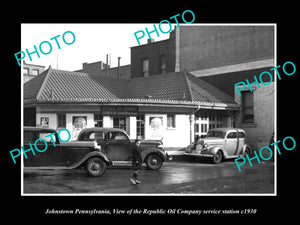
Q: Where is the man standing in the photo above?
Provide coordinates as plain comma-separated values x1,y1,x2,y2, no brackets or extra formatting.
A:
130,139,143,185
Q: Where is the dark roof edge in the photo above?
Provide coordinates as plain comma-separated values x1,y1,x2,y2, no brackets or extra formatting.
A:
183,70,194,101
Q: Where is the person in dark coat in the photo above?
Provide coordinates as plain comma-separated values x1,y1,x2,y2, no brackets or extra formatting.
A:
130,138,143,185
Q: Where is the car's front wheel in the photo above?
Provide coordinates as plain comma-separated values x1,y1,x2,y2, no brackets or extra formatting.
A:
212,150,223,164
146,154,163,170
86,157,107,177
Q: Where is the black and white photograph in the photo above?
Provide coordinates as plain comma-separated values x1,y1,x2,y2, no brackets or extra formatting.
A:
21,23,276,195
4,5,298,220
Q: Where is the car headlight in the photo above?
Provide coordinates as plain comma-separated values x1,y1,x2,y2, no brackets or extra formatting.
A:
197,140,205,150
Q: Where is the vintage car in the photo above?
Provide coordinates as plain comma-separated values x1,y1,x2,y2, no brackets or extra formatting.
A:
184,128,251,163
76,127,169,171
23,127,111,177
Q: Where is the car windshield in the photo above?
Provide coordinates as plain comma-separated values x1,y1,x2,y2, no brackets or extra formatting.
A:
206,131,226,138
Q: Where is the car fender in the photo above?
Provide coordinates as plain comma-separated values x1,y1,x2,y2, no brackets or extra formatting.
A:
67,151,111,169
140,148,167,162
209,146,228,158
241,144,252,155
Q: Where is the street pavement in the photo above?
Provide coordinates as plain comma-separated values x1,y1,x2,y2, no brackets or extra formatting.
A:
23,159,274,195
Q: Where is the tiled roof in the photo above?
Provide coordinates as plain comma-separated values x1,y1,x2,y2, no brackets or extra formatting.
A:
186,72,235,104
129,72,191,101
24,68,118,103
24,67,239,109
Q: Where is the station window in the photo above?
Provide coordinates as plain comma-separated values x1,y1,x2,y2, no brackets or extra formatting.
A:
113,117,126,130
201,124,208,133
94,114,103,127
57,113,66,128
136,115,145,139
167,114,176,128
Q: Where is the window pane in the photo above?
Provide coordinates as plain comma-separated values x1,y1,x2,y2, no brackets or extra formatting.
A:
39,132,56,142
23,68,29,74
108,132,128,141
113,117,126,130
227,132,237,139
58,114,66,127
167,115,175,128
242,91,254,123
238,132,245,138
136,115,145,138
160,55,166,74
142,59,149,77
32,69,39,75
194,124,199,133
88,132,105,141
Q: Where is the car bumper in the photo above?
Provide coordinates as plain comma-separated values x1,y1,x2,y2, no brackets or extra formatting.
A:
184,152,213,158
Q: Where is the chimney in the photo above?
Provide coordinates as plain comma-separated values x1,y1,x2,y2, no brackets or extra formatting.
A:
117,57,121,78
106,54,108,77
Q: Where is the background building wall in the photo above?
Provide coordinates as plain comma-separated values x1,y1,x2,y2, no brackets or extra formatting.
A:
131,38,175,78
179,26,274,72
145,114,191,148
234,82,275,151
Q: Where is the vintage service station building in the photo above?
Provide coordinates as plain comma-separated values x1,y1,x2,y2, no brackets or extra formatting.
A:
23,25,274,150
24,67,239,148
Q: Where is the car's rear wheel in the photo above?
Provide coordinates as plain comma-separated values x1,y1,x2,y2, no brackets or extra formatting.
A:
86,157,107,177
146,154,163,170
243,147,251,156
212,150,223,164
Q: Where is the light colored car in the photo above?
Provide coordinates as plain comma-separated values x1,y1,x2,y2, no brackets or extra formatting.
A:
184,128,251,163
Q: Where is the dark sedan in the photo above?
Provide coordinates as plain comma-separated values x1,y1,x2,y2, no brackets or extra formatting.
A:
23,127,111,177
77,127,169,170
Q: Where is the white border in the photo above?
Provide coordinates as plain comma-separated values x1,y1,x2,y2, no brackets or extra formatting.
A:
21,23,277,196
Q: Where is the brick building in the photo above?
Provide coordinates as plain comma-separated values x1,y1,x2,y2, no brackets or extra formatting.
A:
128,25,275,149
76,60,131,79
131,38,176,78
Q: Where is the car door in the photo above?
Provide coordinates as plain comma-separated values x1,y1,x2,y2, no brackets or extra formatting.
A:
236,131,246,154
23,130,37,167
24,130,63,167
224,131,238,156
104,131,133,161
